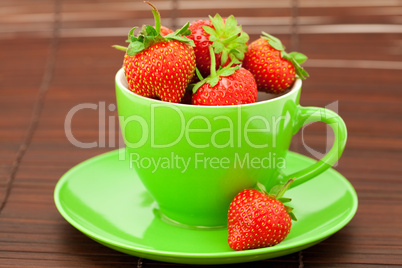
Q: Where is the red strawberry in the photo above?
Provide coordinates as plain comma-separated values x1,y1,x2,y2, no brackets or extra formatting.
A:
160,25,173,36
228,179,297,251
188,14,249,79
114,2,196,103
192,46,257,106
243,32,309,94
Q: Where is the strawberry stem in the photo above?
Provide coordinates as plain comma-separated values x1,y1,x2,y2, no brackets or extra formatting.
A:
192,46,239,93
112,45,128,52
209,45,217,77
144,1,161,35
114,2,193,56
275,178,294,199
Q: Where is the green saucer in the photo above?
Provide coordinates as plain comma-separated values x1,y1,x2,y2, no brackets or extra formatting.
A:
54,149,358,265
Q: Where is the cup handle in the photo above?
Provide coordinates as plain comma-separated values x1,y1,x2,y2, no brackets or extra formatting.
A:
286,106,347,188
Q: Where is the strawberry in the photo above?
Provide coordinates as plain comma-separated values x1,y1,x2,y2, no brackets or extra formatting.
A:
188,14,249,79
192,46,257,106
114,2,196,103
160,25,173,36
228,179,297,251
242,32,309,94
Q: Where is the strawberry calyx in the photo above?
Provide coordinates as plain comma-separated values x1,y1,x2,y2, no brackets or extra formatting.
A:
257,178,297,221
261,32,309,80
203,14,249,66
192,45,239,93
113,1,194,56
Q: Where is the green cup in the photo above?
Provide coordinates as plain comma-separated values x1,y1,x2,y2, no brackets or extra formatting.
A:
115,68,347,228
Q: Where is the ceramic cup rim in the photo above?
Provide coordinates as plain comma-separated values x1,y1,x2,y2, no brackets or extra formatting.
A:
115,68,302,107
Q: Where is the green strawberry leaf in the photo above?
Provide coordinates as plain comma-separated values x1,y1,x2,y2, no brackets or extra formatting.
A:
192,79,205,93
143,24,157,37
127,41,145,56
289,51,308,65
268,184,282,196
165,23,194,46
290,57,309,80
221,50,229,66
288,211,298,221
210,14,225,33
221,32,240,45
281,50,309,80
260,178,297,221
281,51,291,61
262,32,285,51
209,76,220,88
209,35,218,42
128,27,138,40
129,35,137,43
218,65,239,77
236,32,249,44
195,67,204,81
202,14,249,69
230,57,241,65
224,15,237,33
143,35,154,49
213,42,224,54
203,25,217,36
231,49,244,61
285,205,294,213
127,33,139,43
173,22,191,36
278,197,292,203
170,35,195,46
285,204,298,221
118,2,194,56
256,182,268,195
